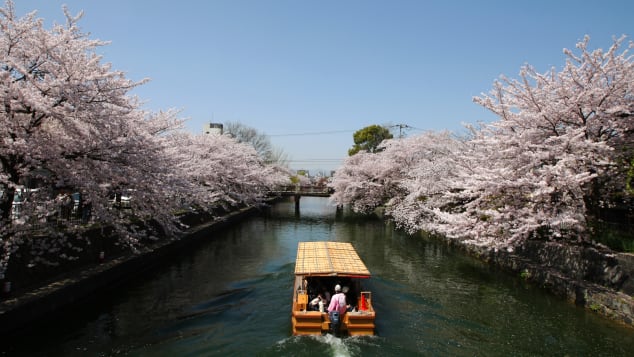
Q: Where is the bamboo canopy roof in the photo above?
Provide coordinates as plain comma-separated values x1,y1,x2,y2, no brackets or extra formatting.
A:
294,241,371,278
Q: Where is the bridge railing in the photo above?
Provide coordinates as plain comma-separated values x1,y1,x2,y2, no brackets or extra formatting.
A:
270,185,332,195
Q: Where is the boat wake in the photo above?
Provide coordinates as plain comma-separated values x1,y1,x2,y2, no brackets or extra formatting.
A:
270,334,380,357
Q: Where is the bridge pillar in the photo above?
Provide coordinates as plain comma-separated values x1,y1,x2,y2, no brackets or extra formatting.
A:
336,204,343,218
294,194,301,214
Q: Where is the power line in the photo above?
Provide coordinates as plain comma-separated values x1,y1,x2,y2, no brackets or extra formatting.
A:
268,129,355,137
267,125,427,138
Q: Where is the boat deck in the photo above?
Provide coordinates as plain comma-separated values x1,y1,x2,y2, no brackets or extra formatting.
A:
292,241,375,336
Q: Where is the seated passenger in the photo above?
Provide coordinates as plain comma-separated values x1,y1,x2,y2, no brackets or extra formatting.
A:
309,294,325,311
342,286,354,311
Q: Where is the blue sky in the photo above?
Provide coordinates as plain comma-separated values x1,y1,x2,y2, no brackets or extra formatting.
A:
13,1,634,173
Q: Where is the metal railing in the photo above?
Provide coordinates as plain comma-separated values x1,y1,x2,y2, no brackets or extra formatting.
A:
6,200,94,234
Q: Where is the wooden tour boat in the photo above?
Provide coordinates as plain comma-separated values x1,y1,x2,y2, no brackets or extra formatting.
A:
291,241,376,336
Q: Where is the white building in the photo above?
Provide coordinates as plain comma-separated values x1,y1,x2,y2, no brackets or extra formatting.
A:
203,123,223,135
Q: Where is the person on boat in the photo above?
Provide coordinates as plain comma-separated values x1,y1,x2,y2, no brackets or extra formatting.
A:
341,286,354,312
328,284,347,315
322,287,331,306
309,294,325,312
328,284,347,335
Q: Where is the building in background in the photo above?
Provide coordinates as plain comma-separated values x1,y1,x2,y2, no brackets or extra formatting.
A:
203,123,223,135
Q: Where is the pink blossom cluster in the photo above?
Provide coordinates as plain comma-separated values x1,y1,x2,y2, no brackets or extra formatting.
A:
331,36,633,248
0,3,288,276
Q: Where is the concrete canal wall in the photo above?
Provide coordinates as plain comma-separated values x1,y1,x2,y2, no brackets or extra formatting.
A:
0,202,275,335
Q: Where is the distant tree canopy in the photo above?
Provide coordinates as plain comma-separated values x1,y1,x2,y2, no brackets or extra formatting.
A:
348,125,394,156
224,121,273,158
223,121,289,166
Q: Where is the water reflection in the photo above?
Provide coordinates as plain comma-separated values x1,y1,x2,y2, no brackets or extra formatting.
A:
2,197,633,356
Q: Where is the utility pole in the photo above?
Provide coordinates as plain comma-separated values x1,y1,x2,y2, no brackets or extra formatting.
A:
391,124,411,139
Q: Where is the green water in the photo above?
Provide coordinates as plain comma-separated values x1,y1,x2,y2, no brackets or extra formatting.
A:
3,197,633,356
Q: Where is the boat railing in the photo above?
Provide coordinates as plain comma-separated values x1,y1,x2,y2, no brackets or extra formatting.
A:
297,290,308,311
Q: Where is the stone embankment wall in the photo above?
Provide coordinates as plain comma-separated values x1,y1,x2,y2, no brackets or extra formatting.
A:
453,238,634,327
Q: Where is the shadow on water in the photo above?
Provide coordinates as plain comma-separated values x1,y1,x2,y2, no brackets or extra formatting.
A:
165,286,255,327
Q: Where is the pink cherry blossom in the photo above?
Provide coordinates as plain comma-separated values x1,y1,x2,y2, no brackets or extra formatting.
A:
0,2,288,276
332,36,633,248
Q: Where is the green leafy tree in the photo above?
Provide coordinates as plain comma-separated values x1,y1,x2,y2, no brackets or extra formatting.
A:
348,125,394,156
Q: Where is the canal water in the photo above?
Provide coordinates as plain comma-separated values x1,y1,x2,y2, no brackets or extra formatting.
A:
4,197,634,356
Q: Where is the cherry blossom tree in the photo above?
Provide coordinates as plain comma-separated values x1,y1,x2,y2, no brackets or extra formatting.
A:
331,131,462,215
0,3,190,273
329,150,394,213
164,131,288,211
0,2,287,277
380,131,467,234
454,35,633,246
332,36,633,248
